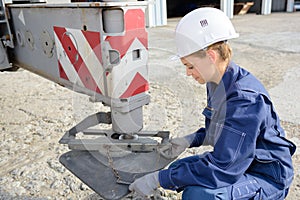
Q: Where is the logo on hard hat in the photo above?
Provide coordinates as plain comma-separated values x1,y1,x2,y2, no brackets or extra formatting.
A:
200,19,208,28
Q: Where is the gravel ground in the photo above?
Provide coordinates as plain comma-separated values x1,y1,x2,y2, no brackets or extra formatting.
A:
1,12,300,200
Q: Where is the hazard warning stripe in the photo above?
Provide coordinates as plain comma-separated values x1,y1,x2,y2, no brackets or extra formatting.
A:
55,33,84,87
82,31,103,65
58,60,69,81
105,9,149,98
120,72,149,99
54,26,101,94
70,29,104,91
119,38,148,98
105,36,149,98
54,8,149,98
105,9,148,58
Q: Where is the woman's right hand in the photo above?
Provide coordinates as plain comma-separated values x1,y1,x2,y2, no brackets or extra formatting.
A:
159,137,191,159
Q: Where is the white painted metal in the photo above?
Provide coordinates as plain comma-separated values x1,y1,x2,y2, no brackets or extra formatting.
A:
261,0,272,15
286,0,295,12
160,0,167,26
146,1,155,27
7,3,150,134
220,0,234,19
47,0,70,3
146,0,167,27
12,0,46,3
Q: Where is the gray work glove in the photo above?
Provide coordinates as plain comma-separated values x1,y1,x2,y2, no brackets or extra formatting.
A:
129,171,160,197
159,136,191,159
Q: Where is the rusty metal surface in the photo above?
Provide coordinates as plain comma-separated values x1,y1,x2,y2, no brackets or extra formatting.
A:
7,2,148,8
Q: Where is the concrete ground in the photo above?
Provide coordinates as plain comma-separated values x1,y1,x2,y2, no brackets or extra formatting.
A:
0,11,299,200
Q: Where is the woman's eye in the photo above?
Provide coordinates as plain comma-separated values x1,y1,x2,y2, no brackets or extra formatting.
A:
188,66,194,69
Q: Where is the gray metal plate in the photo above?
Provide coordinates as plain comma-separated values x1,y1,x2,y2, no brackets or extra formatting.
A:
59,151,147,200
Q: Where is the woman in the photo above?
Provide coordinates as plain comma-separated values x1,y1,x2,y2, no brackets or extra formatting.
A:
129,7,296,199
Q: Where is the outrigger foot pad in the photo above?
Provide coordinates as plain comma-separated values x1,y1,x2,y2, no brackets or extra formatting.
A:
59,151,147,200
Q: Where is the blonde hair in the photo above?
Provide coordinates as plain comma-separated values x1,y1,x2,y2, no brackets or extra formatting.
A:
191,41,232,61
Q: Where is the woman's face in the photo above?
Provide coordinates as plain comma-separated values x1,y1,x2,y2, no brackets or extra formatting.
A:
180,52,216,84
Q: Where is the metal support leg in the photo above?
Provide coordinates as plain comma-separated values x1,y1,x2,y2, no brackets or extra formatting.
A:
59,110,175,200
59,112,111,144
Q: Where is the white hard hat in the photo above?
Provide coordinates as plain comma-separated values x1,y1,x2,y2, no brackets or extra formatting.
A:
175,7,239,58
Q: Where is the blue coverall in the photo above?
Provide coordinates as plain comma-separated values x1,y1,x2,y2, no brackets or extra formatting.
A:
159,62,296,199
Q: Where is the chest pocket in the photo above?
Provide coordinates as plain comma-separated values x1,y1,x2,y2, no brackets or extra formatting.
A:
202,106,215,119
209,124,246,169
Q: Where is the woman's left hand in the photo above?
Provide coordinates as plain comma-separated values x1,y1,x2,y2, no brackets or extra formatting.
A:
129,171,160,197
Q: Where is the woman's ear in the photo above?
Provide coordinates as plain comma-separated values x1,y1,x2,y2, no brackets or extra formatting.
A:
206,49,217,63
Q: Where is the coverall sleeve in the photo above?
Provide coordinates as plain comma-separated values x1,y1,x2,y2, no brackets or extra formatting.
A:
159,94,266,190
184,127,206,148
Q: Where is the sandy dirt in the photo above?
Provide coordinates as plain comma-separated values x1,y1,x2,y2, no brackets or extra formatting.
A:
1,12,300,199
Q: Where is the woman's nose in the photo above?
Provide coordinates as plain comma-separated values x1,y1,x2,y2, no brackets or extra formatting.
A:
186,68,192,76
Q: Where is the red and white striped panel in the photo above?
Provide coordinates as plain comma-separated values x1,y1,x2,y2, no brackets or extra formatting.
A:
54,8,149,99
54,27,104,94
105,8,149,99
